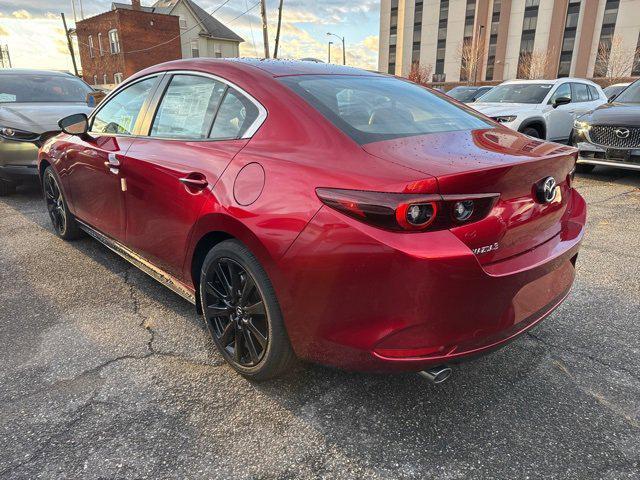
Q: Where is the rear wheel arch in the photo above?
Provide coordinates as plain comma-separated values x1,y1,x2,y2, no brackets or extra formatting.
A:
518,119,546,139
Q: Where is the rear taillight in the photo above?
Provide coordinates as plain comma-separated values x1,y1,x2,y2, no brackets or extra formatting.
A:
316,188,498,232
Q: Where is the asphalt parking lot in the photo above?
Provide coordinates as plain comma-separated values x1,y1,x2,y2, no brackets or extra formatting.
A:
1,168,639,479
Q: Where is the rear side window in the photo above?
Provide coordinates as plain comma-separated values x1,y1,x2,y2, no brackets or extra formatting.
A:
587,85,600,100
571,83,590,102
280,75,490,144
150,75,226,139
209,89,259,140
91,77,157,134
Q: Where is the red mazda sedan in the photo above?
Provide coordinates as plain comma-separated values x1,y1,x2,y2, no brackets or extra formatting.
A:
39,59,586,382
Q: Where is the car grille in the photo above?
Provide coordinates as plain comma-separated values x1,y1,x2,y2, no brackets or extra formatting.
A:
588,125,640,149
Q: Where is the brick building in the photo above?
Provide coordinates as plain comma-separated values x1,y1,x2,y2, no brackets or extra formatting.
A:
75,0,181,87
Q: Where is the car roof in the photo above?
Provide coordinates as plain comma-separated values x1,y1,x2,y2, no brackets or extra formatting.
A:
500,77,601,87
144,58,381,78
0,69,76,76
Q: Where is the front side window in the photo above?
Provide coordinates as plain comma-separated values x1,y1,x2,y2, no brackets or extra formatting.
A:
480,83,553,104
447,87,480,102
615,80,640,103
91,77,157,135
571,83,590,102
549,82,571,103
109,29,120,54
209,89,260,140
150,75,226,139
280,75,491,144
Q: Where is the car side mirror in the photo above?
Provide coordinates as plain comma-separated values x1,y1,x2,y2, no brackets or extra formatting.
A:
552,96,571,108
608,93,618,102
86,91,106,107
59,113,89,136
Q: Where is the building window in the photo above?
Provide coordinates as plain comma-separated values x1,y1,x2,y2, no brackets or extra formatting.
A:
412,1,423,64
93,75,97,85
114,73,123,84
459,0,477,81
108,29,120,54
179,17,187,29
485,0,501,80
517,0,540,78
632,33,640,76
435,0,449,79
98,33,104,56
103,74,108,84
388,44,396,74
558,1,581,77
389,0,398,74
593,0,620,77
190,40,200,58
88,35,94,58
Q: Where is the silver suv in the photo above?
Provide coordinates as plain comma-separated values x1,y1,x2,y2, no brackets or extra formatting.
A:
0,69,93,195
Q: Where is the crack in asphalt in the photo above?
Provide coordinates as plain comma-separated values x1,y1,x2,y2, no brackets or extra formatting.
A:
526,331,640,383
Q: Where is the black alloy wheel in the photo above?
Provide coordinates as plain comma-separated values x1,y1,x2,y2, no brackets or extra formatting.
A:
42,166,81,240
203,257,269,367
44,169,67,236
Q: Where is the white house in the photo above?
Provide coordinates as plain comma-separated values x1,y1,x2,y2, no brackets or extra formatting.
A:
112,0,243,59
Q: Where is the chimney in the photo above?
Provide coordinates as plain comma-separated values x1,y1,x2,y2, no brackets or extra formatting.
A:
131,0,141,10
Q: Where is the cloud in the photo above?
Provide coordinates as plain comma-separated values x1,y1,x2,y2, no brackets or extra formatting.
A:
12,9,31,19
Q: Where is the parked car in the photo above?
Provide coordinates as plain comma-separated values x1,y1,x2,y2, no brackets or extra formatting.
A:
572,78,640,173
0,69,94,195
472,78,606,143
602,82,630,101
447,85,493,103
39,59,586,382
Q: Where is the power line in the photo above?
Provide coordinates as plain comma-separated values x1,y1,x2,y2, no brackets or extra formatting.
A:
245,0,259,56
227,1,259,24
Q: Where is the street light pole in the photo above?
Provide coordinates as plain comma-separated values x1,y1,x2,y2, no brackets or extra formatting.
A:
328,41,333,63
326,32,345,65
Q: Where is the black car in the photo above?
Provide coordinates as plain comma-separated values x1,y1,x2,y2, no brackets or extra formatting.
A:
572,79,640,173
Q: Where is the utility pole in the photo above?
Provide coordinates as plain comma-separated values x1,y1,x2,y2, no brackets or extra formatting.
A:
273,0,284,59
260,0,270,59
0,45,12,68
61,13,79,77
328,42,333,63
71,0,78,23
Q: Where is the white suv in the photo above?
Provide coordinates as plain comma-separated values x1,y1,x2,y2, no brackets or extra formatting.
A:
472,78,606,143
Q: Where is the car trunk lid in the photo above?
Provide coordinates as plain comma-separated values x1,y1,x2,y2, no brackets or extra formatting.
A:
362,128,578,264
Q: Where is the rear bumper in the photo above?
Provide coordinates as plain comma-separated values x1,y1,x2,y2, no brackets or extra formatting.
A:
277,189,586,372
0,139,39,183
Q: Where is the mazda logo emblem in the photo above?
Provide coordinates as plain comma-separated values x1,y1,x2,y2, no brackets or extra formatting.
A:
536,177,557,203
615,127,630,139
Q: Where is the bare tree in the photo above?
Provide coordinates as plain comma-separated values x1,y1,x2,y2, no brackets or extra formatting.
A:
516,49,551,79
407,61,433,86
594,34,639,84
457,37,485,85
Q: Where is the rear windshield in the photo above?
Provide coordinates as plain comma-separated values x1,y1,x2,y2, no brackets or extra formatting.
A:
479,83,553,104
614,80,640,103
0,74,93,103
279,75,491,144
447,87,480,102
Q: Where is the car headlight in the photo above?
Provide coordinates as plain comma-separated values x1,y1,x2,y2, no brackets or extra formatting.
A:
573,120,591,132
493,115,517,123
0,126,40,142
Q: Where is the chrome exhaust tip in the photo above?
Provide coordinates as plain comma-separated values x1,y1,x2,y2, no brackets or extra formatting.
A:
418,365,452,384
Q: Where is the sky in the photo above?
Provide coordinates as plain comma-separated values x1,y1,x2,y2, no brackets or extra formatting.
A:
0,0,380,72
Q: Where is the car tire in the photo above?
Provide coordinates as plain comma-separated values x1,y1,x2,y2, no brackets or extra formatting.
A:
575,164,595,173
199,239,297,381
521,127,542,138
43,166,82,240
0,179,17,196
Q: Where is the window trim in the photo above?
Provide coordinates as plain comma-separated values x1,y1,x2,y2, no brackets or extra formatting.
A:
88,70,267,142
108,29,120,54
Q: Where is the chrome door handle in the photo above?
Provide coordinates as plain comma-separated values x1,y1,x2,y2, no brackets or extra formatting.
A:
179,177,208,189
104,153,121,174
